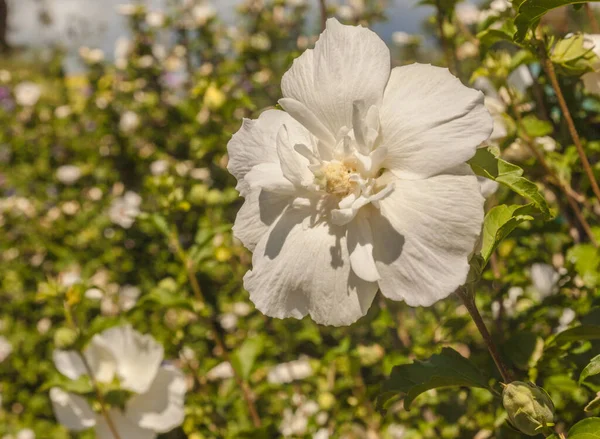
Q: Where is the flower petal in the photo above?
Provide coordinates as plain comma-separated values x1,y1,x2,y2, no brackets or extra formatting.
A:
126,365,186,433
347,211,380,282
233,189,293,251
53,350,87,381
95,409,156,439
276,125,313,186
281,18,390,142
245,163,297,194
49,387,96,432
227,109,313,196
372,173,484,306
83,336,117,384
93,325,164,394
380,64,492,179
244,206,378,326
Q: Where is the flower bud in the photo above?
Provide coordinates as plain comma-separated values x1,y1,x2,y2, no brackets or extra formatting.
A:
53,327,78,349
502,381,555,436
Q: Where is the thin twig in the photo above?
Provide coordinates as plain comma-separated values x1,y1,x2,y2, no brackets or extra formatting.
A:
456,288,513,383
170,235,262,427
540,47,600,204
585,3,600,34
318,0,327,32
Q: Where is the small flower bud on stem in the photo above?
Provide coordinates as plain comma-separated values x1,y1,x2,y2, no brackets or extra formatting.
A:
502,381,556,436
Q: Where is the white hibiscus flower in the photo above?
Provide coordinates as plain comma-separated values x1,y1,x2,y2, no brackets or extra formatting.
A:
227,19,492,326
14,81,41,107
49,325,186,439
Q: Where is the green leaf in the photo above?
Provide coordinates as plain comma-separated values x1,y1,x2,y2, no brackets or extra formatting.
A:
566,244,600,288
378,348,491,411
586,395,600,412
580,355,600,385
551,34,599,77
520,114,554,137
232,336,265,381
41,375,93,394
548,325,600,346
514,0,600,42
469,147,552,218
481,204,536,264
503,331,543,370
567,418,600,438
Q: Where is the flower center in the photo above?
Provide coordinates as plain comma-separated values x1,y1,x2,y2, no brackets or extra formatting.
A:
320,162,356,197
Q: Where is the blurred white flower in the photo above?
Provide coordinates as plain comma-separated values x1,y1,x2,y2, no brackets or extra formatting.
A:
218,313,238,331
192,1,216,25
0,69,11,82
557,308,576,332
50,325,186,438
287,0,306,6
109,191,142,228
114,37,132,69
491,286,523,319
37,317,52,334
267,357,313,384
150,159,169,176
56,165,82,185
206,361,234,381
391,31,412,46
146,11,165,27
508,65,534,95
85,288,103,301
14,81,41,107
0,336,12,362
314,428,330,439
280,399,319,437
79,47,105,64
120,111,140,133
530,263,559,299
456,41,478,60
228,19,491,326
387,424,407,439
455,3,480,25
232,302,252,316
55,105,72,119
249,33,271,51
337,5,354,20
582,34,600,96
16,430,35,439
490,0,510,12
116,3,142,15
534,136,556,152
59,270,81,288
118,285,141,311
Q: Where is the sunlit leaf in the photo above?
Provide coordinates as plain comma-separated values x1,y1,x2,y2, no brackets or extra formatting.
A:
378,348,492,411
580,355,600,386
567,417,600,438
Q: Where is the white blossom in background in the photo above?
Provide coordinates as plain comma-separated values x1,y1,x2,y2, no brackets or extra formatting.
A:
228,19,492,326
0,336,12,362
150,159,169,176
455,2,480,25
530,263,560,299
109,191,142,228
58,270,81,288
218,313,238,331
387,424,407,438
557,308,576,333
535,136,557,152
16,430,35,439
50,325,186,439
118,285,141,311
391,31,412,46
279,399,319,437
232,302,252,316
267,357,313,384
508,65,534,95
206,361,234,381
146,11,165,27
56,165,82,185
490,0,510,12
84,288,104,301
192,0,216,25
314,428,330,439
120,110,141,133
491,286,524,319
115,37,133,69
14,81,41,107
582,34,600,96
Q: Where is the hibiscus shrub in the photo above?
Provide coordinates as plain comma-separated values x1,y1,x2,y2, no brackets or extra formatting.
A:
1,0,600,438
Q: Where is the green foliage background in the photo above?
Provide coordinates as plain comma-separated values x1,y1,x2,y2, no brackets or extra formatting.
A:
1,0,600,437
